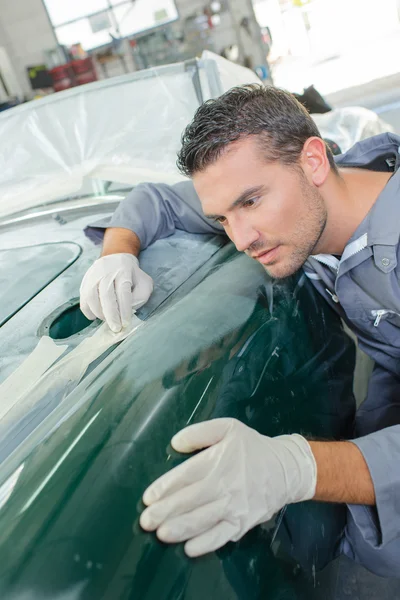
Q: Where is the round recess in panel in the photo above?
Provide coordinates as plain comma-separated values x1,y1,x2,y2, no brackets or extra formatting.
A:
38,298,99,341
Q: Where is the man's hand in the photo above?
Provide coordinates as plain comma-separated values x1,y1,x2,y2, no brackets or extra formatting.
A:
80,253,153,333
140,418,316,557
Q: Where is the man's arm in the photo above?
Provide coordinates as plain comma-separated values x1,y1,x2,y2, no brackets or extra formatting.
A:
101,227,141,257
139,418,377,558
107,180,224,251
309,440,375,504
81,180,225,331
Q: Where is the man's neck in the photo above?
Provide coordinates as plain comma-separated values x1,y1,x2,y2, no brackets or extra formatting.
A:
313,167,392,256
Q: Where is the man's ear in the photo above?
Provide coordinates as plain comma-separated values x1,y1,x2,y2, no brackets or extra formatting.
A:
301,137,331,187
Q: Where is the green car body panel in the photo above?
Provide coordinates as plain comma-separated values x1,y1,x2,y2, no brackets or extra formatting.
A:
0,238,356,599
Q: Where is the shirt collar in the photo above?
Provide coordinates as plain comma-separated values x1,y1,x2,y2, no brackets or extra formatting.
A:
335,133,400,248
366,169,400,246
311,134,400,275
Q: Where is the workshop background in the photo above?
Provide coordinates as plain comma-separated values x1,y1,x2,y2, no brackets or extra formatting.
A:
0,0,399,127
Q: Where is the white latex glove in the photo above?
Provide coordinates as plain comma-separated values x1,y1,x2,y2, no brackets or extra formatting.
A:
80,253,153,333
140,418,316,557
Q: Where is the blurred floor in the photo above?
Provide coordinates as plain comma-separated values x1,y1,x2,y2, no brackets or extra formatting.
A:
376,100,400,133
325,73,400,134
272,24,400,98
271,26,400,135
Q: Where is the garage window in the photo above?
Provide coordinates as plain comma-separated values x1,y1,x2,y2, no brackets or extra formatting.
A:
43,0,179,51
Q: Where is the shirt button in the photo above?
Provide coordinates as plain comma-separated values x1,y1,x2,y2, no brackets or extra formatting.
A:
381,257,390,267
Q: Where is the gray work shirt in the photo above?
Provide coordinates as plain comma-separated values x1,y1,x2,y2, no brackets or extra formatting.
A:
107,132,400,576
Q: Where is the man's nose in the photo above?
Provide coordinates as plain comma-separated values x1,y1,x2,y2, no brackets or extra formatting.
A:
229,220,260,253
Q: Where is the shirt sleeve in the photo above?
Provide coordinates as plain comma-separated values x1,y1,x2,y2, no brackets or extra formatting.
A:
340,364,400,576
107,180,225,250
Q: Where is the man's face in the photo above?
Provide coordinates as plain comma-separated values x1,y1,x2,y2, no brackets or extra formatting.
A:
193,137,327,279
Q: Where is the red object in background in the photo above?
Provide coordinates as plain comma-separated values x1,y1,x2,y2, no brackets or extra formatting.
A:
50,58,97,92
49,64,75,92
70,57,97,85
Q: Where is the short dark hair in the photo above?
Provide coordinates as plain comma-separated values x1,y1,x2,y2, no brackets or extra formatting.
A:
177,84,338,176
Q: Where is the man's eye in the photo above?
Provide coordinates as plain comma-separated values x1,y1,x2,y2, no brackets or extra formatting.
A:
243,197,258,208
216,216,227,224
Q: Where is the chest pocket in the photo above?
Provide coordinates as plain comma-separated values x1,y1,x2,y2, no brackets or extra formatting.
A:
342,286,400,348
339,248,400,347
369,308,400,345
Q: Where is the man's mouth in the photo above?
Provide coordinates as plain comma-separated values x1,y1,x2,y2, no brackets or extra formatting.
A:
251,246,280,265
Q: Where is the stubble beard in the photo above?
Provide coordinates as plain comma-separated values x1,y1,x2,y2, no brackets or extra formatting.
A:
263,181,327,280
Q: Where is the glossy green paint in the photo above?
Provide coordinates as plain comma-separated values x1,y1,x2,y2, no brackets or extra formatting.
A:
0,242,81,327
0,246,356,599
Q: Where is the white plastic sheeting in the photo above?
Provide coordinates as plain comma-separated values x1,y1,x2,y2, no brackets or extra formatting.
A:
0,52,263,220
0,48,392,220
0,64,197,219
312,106,394,153
200,50,263,97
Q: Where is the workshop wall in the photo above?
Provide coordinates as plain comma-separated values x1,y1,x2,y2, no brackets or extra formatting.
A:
0,0,56,96
0,0,267,98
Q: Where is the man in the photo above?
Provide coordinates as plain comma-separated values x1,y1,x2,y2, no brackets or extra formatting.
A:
80,85,400,576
